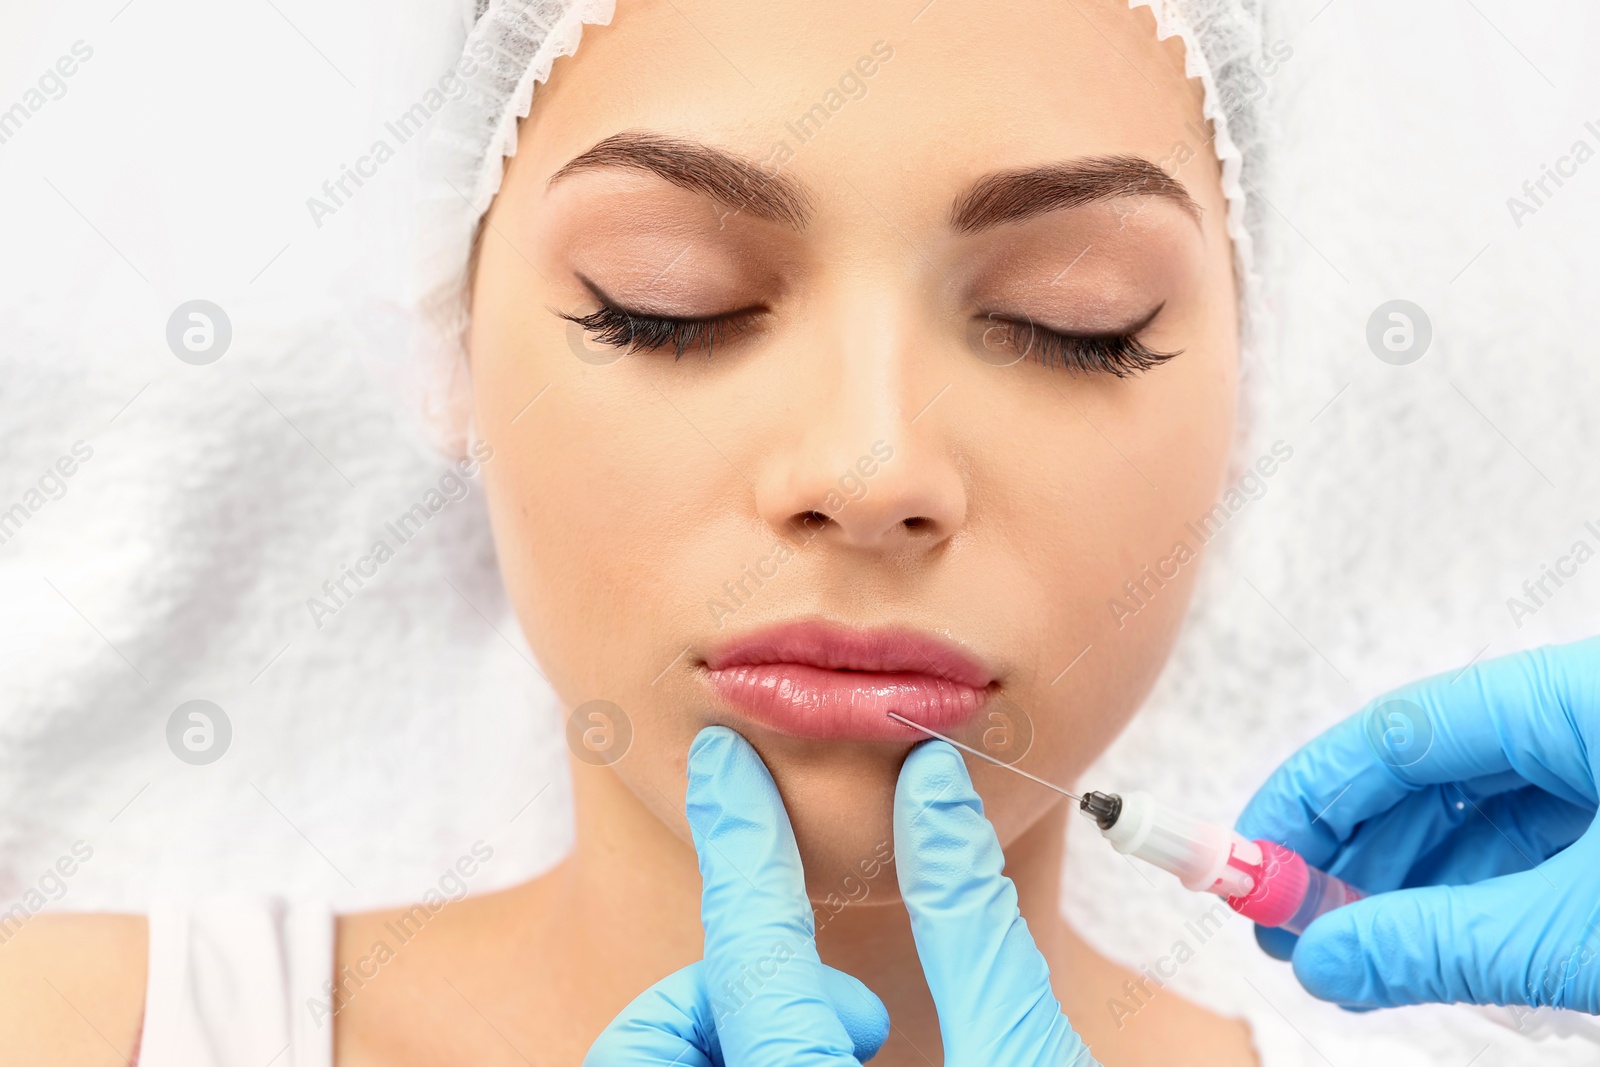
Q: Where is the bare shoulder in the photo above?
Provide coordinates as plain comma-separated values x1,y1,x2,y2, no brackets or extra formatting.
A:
0,912,148,1065
333,866,593,1067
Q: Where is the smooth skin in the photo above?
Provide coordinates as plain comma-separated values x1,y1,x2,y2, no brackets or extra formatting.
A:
446,0,1250,1061
0,1,1258,1064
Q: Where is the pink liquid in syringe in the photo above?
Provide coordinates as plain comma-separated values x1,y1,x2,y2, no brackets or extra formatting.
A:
1223,840,1366,935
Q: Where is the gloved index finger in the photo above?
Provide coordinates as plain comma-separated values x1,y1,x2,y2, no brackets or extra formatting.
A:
1237,639,1600,868
894,740,1090,1065
685,725,864,1066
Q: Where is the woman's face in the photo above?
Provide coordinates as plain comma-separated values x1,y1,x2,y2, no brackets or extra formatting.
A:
470,0,1238,893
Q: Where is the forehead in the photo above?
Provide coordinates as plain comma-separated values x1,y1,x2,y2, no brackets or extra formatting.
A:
516,0,1220,224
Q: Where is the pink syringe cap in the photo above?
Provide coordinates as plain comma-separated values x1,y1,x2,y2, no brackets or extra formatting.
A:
1225,839,1309,928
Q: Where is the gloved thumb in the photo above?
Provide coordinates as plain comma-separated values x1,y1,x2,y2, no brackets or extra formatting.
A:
1291,838,1600,1010
583,960,889,1065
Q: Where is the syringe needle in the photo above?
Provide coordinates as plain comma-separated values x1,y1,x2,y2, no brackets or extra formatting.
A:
885,711,1082,803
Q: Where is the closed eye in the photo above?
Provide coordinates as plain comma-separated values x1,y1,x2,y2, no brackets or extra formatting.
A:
555,286,1180,377
971,303,1180,377
555,301,763,361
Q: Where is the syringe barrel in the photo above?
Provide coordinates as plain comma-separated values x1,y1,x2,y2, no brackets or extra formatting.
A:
1098,791,1259,897
1225,839,1366,933
1093,794,1366,930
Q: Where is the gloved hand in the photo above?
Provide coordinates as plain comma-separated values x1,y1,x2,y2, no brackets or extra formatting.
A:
894,738,1100,1065
586,726,1102,1064
1236,636,1600,1011
584,724,890,1065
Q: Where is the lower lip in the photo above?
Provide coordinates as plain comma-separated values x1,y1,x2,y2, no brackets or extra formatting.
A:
702,663,989,741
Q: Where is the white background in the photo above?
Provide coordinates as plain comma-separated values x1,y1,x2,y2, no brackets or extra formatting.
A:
1,1,1596,1064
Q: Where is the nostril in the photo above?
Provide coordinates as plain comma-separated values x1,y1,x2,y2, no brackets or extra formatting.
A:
793,510,830,535
903,517,931,530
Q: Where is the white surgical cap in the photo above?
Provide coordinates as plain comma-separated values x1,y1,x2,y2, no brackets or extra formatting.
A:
403,0,1278,457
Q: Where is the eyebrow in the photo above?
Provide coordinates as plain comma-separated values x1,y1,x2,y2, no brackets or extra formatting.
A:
547,130,814,229
548,131,1199,234
949,156,1201,233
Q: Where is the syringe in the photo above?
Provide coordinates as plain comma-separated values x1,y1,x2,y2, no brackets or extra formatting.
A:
1084,786,1600,1041
1070,788,1364,934
887,711,1600,1044
885,712,1360,933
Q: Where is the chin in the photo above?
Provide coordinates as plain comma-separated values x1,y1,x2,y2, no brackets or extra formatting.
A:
741,733,909,905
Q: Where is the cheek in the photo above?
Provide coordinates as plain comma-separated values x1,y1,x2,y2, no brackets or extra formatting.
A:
473,297,765,724
968,349,1234,668
961,344,1236,841
481,381,711,702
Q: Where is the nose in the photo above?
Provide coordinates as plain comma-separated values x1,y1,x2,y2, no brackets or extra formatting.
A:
753,297,968,553
762,434,966,550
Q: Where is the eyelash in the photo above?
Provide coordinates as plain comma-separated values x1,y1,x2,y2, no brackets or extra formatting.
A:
974,313,1182,379
557,303,759,360
558,303,1181,377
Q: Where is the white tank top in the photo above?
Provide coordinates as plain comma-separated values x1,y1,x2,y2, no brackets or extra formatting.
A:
136,896,334,1067
128,894,1337,1066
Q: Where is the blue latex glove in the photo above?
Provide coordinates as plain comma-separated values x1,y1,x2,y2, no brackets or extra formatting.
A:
1236,636,1600,1011
587,727,1101,1064
585,725,890,1065
894,739,1100,1065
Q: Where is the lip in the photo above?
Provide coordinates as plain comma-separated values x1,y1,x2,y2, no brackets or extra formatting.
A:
700,619,995,741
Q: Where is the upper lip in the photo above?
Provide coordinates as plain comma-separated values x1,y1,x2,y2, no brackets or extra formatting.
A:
701,619,995,689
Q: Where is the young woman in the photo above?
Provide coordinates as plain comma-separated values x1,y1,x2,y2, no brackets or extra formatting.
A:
0,0,1275,1062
